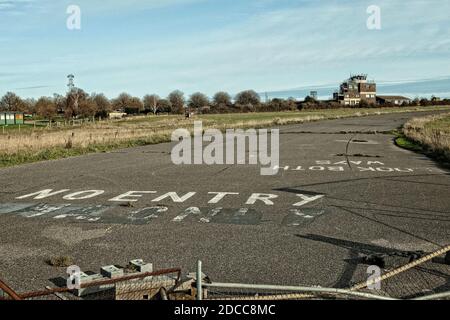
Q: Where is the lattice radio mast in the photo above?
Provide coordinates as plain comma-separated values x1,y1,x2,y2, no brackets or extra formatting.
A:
67,74,79,116
67,74,75,92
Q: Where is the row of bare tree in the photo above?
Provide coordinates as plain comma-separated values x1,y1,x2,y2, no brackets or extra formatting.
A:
0,90,112,120
0,89,275,119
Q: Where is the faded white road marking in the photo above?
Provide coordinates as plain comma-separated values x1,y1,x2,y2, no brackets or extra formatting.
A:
282,208,326,227
128,207,168,222
173,207,201,222
199,208,223,223
21,204,71,218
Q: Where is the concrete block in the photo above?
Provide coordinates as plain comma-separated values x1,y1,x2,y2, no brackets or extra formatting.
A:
101,265,124,279
79,272,105,285
129,259,153,273
75,273,111,297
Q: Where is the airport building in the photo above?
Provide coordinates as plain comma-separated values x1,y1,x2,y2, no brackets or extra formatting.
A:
334,74,377,106
377,95,412,105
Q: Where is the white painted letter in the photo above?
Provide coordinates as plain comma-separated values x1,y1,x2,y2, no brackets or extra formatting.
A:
109,191,156,202
152,192,196,203
246,193,278,206
293,194,324,207
208,192,239,204
16,189,70,200
63,190,104,200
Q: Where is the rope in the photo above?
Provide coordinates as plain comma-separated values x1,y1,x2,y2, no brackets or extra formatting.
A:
350,244,450,291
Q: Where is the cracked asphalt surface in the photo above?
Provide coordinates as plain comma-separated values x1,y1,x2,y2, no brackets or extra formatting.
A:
0,111,449,293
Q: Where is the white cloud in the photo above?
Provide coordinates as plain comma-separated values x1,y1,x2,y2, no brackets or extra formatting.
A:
0,0,35,11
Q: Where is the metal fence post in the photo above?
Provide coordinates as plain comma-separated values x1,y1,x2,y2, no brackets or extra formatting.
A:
197,260,202,301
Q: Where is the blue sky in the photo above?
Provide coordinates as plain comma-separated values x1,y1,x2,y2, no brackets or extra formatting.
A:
1,0,450,99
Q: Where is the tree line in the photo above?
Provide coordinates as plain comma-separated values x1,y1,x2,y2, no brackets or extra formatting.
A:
0,89,299,119
0,89,448,120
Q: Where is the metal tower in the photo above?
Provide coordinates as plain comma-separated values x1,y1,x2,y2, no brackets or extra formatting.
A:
66,74,79,116
67,74,75,92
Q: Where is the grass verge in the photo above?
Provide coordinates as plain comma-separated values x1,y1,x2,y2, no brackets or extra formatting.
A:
395,135,424,153
396,113,450,165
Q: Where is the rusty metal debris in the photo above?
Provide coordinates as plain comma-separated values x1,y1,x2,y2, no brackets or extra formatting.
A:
0,278,22,300
1,262,184,301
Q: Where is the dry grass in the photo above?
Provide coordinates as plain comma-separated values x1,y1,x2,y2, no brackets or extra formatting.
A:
1,125,173,155
46,256,74,267
0,106,449,167
403,113,450,161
